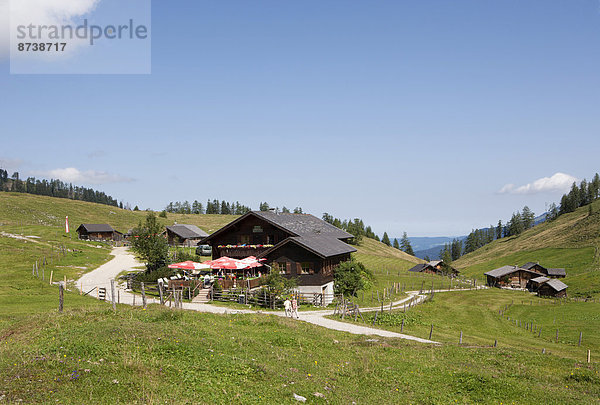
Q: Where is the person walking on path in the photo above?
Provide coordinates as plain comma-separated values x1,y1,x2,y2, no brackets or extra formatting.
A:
284,298,292,317
291,297,299,319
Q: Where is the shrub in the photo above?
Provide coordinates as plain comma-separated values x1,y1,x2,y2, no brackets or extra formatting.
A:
334,259,373,297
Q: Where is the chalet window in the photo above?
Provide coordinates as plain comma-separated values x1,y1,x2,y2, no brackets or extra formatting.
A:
252,226,263,233
300,262,313,275
240,235,251,245
276,262,289,275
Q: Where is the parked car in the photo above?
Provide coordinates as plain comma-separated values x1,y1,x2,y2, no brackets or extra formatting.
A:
196,244,212,256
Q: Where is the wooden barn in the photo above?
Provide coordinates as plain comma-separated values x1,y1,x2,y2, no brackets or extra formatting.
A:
521,262,567,278
527,276,549,292
484,265,541,289
201,210,356,301
76,224,123,241
164,224,209,247
408,260,459,277
537,279,568,298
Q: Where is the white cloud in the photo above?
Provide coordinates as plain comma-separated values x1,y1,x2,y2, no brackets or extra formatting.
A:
498,172,577,195
34,167,133,185
1,0,100,59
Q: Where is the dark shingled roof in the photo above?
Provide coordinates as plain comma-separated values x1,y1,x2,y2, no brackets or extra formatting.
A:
484,265,540,278
547,268,567,277
521,262,547,271
166,224,208,239
77,224,115,233
260,235,356,259
530,276,550,284
408,263,432,273
202,211,353,243
252,211,354,239
545,279,568,292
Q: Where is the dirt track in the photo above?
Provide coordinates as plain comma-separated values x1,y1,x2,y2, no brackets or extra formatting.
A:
78,247,439,344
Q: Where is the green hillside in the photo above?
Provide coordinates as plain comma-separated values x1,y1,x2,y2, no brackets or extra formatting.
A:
0,192,236,235
1,194,598,403
455,199,600,297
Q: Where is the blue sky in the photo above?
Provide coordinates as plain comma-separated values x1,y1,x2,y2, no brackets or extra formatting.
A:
1,0,600,236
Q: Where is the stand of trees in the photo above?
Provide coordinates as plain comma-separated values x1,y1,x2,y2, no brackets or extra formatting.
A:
165,200,251,215
557,174,600,217
322,213,380,246
0,169,122,208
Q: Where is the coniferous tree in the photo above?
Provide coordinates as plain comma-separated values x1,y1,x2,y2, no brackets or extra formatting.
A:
393,238,400,249
440,244,452,264
580,180,589,206
591,173,600,200
507,212,524,236
381,232,391,246
547,202,559,221
400,232,414,256
450,238,462,261
496,220,503,239
521,206,535,230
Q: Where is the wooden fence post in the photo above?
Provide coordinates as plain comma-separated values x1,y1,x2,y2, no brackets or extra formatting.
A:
49,270,53,285
579,332,582,347
588,350,591,363
401,318,404,333
59,282,64,313
108,279,116,311
159,283,164,305
494,339,497,348
459,331,463,345
429,324,433,340
141,282,147,309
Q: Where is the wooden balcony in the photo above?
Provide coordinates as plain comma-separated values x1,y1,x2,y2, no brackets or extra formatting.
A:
216,245,273,258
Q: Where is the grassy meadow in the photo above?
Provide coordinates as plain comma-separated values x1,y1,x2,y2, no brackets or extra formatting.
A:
334,289,600,362
1,193,600,403
1,305,599,404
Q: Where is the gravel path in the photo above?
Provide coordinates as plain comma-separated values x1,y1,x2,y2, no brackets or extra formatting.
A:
78,247,440,344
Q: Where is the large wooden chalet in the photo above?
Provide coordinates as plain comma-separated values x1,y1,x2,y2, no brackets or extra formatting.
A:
201,211,356,299
76,224,123,241
164,224,209,247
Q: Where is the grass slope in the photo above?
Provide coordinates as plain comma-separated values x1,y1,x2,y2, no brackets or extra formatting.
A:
2,306,599,404
0,192,236,235
455,199,600,296
3,194,598,403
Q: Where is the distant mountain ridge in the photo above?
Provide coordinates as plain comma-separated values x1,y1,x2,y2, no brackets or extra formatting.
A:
404,213,548,260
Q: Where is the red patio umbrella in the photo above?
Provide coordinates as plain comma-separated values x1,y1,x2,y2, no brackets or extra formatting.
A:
204,256,246,270
168,261,210,270
238,256,265,269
